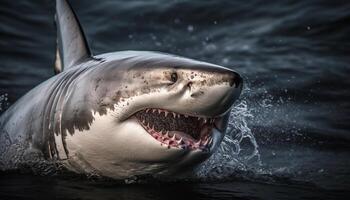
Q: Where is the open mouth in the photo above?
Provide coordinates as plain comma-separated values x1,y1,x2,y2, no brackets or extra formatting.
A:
134,109,216,151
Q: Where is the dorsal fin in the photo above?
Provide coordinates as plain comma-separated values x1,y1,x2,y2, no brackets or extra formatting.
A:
55,0,92,72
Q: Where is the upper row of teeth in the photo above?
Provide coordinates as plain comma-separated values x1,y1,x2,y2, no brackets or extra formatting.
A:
145,108,215,123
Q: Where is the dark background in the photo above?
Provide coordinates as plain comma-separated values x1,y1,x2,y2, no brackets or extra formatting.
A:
0,0,350,199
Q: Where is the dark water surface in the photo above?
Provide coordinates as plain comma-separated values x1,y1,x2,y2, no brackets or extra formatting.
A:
1,0,350,199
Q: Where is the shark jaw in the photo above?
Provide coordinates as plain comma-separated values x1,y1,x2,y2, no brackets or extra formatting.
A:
133,108,221,152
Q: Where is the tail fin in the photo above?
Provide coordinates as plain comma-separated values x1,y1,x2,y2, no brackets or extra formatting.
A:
55,0,92,73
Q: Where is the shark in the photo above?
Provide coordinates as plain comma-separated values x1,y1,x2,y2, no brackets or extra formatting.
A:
0,0,242,179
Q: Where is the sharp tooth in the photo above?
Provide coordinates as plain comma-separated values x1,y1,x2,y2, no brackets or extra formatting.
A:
177,138,183,144
158,109,161,114
165,111,168,117
204,119,207,123
172,113,176,118
198,117,201,120
164,138,169,143
204,138,210,145
152,109,156,113
145,109,149,113
142,119,145,123
195,140,201,146
171,134,176,140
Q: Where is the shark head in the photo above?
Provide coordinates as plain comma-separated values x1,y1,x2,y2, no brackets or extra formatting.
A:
58,51,242,178
53,0,242,179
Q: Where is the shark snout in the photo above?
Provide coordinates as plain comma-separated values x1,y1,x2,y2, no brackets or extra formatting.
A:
174,67,243,117
225,70,243,102
229,71,243,88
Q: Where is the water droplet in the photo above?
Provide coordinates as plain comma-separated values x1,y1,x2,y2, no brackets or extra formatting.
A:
187,25,194,32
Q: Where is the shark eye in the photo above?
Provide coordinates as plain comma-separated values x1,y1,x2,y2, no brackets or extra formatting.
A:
171,72,178,83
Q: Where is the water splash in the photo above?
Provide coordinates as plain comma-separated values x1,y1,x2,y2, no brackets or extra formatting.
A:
196,99,262,179
226,100,261,164
195,84,313,183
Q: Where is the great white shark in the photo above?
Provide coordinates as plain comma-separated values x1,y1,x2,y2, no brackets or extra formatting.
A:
0,0,243,179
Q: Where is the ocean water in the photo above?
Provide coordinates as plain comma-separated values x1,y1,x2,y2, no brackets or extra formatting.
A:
0,0,350,199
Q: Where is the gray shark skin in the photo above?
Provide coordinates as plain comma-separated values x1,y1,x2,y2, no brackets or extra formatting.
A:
0,0,242,179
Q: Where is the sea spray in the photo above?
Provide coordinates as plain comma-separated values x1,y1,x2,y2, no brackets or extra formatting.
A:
196,99,262,179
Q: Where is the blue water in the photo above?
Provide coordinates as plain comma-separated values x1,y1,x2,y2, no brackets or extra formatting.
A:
0,0,350,199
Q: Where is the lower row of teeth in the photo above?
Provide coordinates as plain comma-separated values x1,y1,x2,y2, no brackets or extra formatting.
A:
144,125,212,150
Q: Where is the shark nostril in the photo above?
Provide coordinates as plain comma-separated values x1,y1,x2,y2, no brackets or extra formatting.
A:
187,82,192,90
191,90,204,98
229,72,242,88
